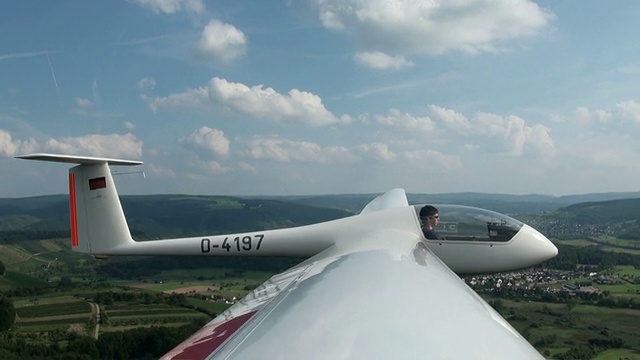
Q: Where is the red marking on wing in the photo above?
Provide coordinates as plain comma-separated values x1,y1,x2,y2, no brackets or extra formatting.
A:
162,311,257,360
68,173,78,248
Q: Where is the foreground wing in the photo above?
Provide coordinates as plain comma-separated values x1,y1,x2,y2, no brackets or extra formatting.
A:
163,231,543,360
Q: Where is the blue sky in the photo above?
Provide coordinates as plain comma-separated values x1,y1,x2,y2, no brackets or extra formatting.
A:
2,0,639,197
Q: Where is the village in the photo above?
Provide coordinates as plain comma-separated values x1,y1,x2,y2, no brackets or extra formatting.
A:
465,265,640,301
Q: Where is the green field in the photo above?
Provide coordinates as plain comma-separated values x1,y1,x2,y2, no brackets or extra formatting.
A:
593,348,640,360
598,283,640,295
133,280,214,292
141,268,273,282
488,298,640,358
595,236,640,249
12,296,94,336
9,291,211,339
599,246,640,255
554,238,600,247
616,265,640,277
120,268,272,300
13,295,86,308
186,297,232,315
0,270,49,290
101,302,208,331
0,244,31,264
165,196,245,210
556,237,640,255
3,260,640,359
16,300,90,318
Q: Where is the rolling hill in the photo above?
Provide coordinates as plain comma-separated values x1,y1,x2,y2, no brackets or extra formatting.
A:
0,195,353,240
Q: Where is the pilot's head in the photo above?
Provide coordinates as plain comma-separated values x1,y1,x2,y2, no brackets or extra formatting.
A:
420,205,439,228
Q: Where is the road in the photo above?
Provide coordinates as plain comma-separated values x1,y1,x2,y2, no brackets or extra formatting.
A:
89,301,100,339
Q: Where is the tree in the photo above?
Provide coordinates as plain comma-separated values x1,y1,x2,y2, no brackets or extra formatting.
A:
59,276,73,287
0,296,15,331
66,335,99,359
488,299,504,313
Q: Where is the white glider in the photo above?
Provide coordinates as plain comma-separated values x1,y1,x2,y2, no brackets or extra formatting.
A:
18,153,557,359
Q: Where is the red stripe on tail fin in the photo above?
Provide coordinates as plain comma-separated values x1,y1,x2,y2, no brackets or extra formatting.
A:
68,173,79,247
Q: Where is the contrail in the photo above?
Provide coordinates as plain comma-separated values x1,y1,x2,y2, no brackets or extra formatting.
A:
92,78,102,109
0,50,47,61
45,50,59,90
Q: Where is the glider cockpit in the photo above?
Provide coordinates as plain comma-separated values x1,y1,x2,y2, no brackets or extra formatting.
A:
415,204,523,242
415,204,557,274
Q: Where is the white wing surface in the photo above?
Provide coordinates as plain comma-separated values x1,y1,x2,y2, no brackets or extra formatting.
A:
163,232,543,359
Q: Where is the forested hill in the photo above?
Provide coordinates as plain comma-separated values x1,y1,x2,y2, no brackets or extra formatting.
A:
3,192,640,241
0,195,353,241
121,195,352,238
557,198,640,224
274,191,640,215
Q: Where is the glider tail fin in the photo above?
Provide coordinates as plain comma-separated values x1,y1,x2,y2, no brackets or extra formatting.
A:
360,188,409,214
17,154,142,256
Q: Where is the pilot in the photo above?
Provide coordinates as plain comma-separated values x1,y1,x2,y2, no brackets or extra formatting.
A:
420,205,444,240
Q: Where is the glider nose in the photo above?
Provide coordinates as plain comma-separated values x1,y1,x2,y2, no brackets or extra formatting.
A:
545,238,559,259
523,224,558,262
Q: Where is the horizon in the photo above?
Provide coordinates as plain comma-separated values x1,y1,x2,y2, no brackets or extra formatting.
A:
2,1,640,197
3,188,640,201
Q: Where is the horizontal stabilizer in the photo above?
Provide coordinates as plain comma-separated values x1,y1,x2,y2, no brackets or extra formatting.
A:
16,153,142,166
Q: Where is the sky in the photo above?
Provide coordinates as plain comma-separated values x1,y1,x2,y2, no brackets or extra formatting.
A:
1,0,640,198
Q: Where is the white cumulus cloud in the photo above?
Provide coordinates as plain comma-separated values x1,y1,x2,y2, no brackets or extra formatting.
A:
137,77,156,90
75,97,92,109
0,129,38,157
147,164,176,178
567,100,640,128
44,133,143,159
355,142,397,161
124,121,137,131
205,161,229,174
375,108,437,135
354,51,414,70
1,130,143,159
238,162,258,174
195,20,247,62
616,100,640,123
144,77,349,127
313,0,551,56
243,135,356,163
142,87,209,112
571,107,612,125
400,149,462,171
133,0,204,14
429,105,556,158
180,126,230,159
563,133,639,169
